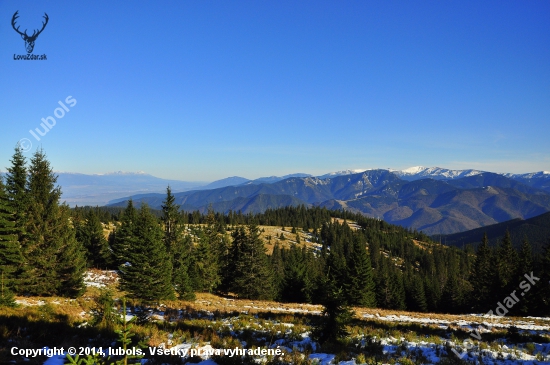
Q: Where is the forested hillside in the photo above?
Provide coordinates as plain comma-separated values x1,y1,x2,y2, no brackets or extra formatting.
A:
441,211,550,253
2,146,550,317
108,170,550,235
81,197,550,316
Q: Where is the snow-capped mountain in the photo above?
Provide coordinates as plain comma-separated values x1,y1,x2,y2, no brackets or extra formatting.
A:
317,169,369,179
393,166,485,181
503,171,550,179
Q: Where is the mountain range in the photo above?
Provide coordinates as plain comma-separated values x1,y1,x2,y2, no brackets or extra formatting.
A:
105,167,550,235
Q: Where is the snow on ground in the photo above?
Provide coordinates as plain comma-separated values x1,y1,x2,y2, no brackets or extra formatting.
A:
33,270,550,364
83,269,118,288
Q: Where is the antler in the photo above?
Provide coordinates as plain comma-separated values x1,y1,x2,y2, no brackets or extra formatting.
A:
11,11,49,40
32,13,49,39
11,11,26,37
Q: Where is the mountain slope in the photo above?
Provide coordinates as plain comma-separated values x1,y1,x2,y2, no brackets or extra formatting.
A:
441,211,550,253
108,170,550,235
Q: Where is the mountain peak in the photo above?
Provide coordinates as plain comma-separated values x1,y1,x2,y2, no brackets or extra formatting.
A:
401,166,427,174
104,170,148,175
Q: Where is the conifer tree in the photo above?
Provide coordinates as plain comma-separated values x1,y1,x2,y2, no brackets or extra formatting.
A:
536,238,550,316
514,237,533,315
0,178,22,306
190,209,221,292
76,209,112,269
118,204,174,302
409,275,428,312
172,234,195,301
282,244,312,303
22,149,86,296
375,257,406,310
161,186,179,252
57,204,87,297
470,233,494,311
229,224,274,300
112,200,138,267
4,144,29,243
270,243,285,300
345,236,376,307
161,187,195,300
313,279,354,345
496,230,518,297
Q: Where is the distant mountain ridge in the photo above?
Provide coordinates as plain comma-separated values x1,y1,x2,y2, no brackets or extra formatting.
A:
107,169,550,235
392,166,486,181
55,172,206,206
3,166,550,234
441,211,550,253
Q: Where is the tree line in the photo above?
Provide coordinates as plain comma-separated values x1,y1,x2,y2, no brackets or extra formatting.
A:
75,191,550,316
1,145,549,315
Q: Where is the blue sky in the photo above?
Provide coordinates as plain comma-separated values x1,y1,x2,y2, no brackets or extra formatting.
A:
1,0,549,181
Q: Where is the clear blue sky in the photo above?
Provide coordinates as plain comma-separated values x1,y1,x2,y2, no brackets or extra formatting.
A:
1,0,549,181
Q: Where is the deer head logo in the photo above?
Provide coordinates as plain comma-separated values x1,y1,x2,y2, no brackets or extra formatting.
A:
11,11,49,54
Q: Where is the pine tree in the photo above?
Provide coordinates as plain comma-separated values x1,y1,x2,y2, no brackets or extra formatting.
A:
161,186,179,253
22,149,86,296
496,230,518,297
344,236,376,307
172,234,195,301
57,204,87,297
0,178,22,306
409,275,428,312
4,144,29,244
375,258,406,310
312,280,354,346
513,237,533,315
190,208,221,292
76,209,112,269
112,200,138,267
230,224,274,300
282,244,312,303
470,233,494,311
536,238,550,316
161,187,195,300
118,204,174,302
270,243,285,300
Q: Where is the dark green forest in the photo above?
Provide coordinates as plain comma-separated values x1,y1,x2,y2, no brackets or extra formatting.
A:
1,146,550,316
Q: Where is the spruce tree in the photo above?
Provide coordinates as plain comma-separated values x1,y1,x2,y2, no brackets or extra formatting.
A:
23,149,86,296
118,204,174,302
0,178,22,306
313,280,354,346
57,205,87,297
230,224,274,300
496,230,518,297
112,200,138,267
514,237,533,315
470,233,494,311
270,243,285,300
375,258,406,310
190,209,221,292
345,236,376,307
282,244,312,303
536,238,550,316
161,189,195,301
4,144,29,243
161,186,179,253
76,209,112,269
409,275,428,312
172,234,195,301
